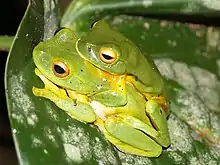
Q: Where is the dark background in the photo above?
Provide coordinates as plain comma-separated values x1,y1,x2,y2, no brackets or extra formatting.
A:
0,0,28,164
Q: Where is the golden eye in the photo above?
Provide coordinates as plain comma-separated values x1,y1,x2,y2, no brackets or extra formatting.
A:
52,60,69,78
99,47,117,64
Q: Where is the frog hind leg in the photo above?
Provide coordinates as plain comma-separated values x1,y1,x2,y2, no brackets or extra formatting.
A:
32,68,96,123
95,118,162,157
145,100,170,147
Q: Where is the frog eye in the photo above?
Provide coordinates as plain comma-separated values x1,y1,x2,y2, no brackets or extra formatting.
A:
99,47,117,64
91,20,98,28
52,60,69,78
53,27,65,36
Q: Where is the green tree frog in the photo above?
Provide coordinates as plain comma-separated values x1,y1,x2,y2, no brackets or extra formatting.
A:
32,22,170,157
76,21,168,104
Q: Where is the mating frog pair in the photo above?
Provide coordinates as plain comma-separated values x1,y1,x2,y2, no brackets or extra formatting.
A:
32,21,170,157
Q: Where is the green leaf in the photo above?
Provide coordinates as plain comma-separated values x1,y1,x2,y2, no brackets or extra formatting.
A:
5,0,120,165
61,0,220,164
61,0,220,37
111,17,220,164
5,0,220,165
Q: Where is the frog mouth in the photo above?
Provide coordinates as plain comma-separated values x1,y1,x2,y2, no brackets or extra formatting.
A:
33,68,80,106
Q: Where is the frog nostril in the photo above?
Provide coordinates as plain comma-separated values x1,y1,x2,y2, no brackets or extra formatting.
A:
87,46,91,52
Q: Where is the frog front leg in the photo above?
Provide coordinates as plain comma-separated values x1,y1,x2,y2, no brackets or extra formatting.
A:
32,68,96,123
95,117,163,157
90,90,127,107
90,73,127,107
145,100,170,147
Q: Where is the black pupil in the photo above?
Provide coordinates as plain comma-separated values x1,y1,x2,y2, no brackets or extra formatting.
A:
102,53,113,60
54,65,65,74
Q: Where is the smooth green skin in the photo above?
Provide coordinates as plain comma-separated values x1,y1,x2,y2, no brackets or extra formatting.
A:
76,20,165,96
95,82,170,157
32,27,170,157
32,28,127,107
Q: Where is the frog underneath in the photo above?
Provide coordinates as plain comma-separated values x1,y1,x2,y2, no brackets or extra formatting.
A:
32,22,170,157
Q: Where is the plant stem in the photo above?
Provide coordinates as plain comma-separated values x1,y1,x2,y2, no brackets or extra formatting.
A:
0,36,14,51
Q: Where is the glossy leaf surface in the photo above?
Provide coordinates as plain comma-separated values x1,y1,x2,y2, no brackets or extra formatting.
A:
5,0,220,164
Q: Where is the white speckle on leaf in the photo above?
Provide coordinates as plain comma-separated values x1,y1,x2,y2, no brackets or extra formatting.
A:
61,126,91,161
142,0,153,7
172,62,196,91
27,113,38,126
92,135,117,164
196,86,219,112
44,149,48,154
209,113,220,156
180,2,198,13
143,22,150,29
189,156,200,165
32,137,42,147
191,66,220,112
12,129,17,134
9,74,38,126
61,125,117,164
112,17,124,25
11,113,24,124
202,0,220,10
141,35,146,40
202,152,218,165
210,113,220,139
191,66,218,88
206,27,220,51
64,143,83,163
155,58,220,158
56,127,61,133
168,152,183,164
44,127,57,144
167,40,177,47
154,58,175,80
45,103,58,121
95,137,100,142
190,153,218,165
156,57,220,112
177,90,209,128
119,152,152,165
98,160,104,165
167,115,193,153
160,20,169,28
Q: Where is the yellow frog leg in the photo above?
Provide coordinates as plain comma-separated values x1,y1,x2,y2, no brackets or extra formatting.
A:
145,100,171,147
32,68,96,123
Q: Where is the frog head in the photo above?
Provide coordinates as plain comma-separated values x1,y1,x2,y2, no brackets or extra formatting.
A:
32,28,92,92
76,20,165,95
76,20,141,75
